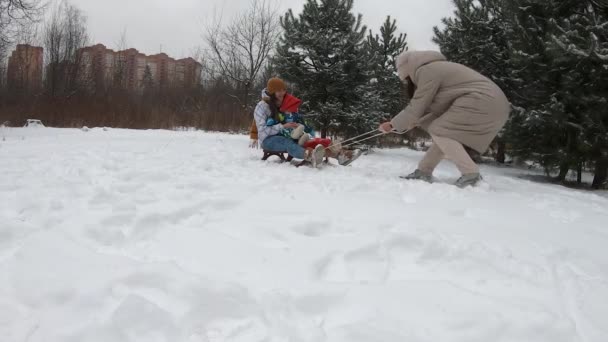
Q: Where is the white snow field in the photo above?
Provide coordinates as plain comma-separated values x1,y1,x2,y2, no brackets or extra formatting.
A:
1,127,607,342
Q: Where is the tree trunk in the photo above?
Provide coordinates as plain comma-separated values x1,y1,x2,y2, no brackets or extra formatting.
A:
577,161,583,185
592,156,608,190
556,162,570,182
496,139,506,164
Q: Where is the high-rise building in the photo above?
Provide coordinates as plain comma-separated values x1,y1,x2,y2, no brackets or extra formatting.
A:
7,44,43,92
78,44,202,92
178,57,203,88
78,43,116,90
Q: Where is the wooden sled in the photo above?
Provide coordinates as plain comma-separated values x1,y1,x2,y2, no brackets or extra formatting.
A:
261,150,328,168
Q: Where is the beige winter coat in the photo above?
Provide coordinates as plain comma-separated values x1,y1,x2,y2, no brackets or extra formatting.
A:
391,51,510,153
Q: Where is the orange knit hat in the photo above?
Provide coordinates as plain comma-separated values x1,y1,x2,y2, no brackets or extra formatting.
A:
267,77,286,94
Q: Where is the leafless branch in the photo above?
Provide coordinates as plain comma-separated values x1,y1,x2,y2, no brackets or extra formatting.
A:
202,0,280,110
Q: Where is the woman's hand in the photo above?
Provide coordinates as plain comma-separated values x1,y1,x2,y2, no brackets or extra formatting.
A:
283,122,299,129
378,122,394,133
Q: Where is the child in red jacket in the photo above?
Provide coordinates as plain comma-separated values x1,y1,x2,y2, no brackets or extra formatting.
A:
280,95,335,150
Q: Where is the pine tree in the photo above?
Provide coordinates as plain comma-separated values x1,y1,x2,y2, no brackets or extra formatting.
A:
548,0,608,187
433,0,514,95
505,0,608,183
274,0,367,137
500,1,578,179
365,16,408,117
336,16,409,140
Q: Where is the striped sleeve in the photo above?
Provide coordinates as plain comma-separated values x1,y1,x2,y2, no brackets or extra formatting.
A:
254,101,283,138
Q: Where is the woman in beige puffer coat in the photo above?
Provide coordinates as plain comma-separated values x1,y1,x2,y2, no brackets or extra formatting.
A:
379,51,510,187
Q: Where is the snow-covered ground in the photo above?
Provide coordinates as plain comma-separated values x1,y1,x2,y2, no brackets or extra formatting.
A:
1,127,607,342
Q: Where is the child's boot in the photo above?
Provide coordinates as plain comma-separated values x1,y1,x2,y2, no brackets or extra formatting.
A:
298,133,311,146
290,125,305,139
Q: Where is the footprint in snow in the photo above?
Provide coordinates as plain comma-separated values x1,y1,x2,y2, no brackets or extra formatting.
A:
290,219,331,237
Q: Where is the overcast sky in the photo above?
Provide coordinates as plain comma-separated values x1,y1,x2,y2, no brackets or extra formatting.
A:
75,0,454,58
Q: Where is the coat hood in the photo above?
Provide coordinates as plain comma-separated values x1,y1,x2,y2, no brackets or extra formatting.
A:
280,93,302,113
396,51,447,81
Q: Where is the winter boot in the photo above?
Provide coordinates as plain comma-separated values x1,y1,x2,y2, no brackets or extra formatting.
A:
305,144,326,168
337,149,363,166
400,169,433,183
290,125,305,140
298,133,311,146
455,173,483,188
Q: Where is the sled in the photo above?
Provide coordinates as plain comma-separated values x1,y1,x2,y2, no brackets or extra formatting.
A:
261,150,328,168
262,150,294,163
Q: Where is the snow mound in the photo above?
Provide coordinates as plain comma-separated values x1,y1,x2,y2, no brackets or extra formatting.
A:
24,119,45,128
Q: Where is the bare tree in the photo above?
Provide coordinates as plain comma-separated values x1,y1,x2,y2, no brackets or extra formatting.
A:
204,0,280,111
43,0,89,97
1,0,43,91
6,24,41,95
112,27,129,89
0,47,6,88
0,0,43,52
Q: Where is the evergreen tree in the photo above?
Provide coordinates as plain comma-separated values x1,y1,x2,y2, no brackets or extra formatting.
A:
337,16,409,140
500,1,561,172
505,0,607,183
433,0,514,96
274,0,367,137
365,16,408,117
548,0,608,187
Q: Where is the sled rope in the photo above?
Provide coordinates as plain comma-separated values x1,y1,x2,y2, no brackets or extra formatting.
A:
326,129,411,150
325,130,381,149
